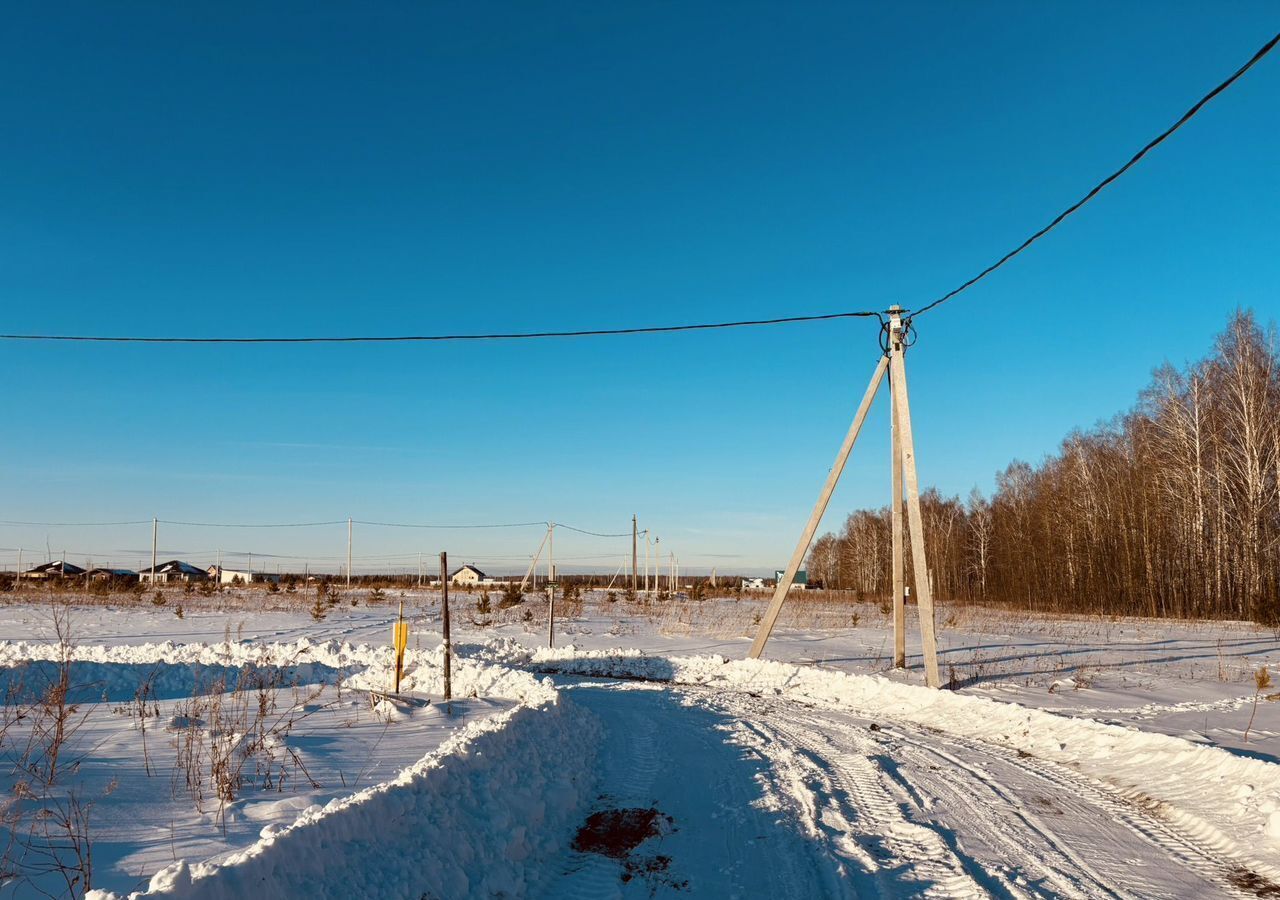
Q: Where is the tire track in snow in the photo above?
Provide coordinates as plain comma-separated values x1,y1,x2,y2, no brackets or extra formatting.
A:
885,723,1254,898
701,687,1250,899
727,711,992,898
537,681,843,899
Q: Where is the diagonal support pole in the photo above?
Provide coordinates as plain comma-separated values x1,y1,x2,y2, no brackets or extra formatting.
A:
519,525,551,593
749,354,889,659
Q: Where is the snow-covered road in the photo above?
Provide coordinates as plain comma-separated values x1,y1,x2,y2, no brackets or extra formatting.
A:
545,677,1260,899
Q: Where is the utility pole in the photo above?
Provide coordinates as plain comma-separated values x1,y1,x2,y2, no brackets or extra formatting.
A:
440,552,452,703
891,362,906,669
347,518,352,588
418,552,423,589
151,517,158,586
887,307,940,687
632,514,638,594
644,534,650,593
748,306,939,687
519,526,551,593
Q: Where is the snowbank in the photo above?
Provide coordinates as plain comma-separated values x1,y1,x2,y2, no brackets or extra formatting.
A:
0,638,601,899
92,694,598,899
49,639,602,900
492,641,1280,880
0,637,546,705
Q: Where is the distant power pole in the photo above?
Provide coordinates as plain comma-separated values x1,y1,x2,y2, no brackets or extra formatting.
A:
151,518,158,585
347,518,353,587
632,514,638,593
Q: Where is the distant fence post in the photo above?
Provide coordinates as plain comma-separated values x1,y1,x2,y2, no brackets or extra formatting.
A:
439,551,452,704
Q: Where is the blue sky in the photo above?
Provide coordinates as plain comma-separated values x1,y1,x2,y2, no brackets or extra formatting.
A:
2,3,1278,575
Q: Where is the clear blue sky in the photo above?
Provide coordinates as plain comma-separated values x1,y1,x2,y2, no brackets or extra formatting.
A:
2,3,1277,575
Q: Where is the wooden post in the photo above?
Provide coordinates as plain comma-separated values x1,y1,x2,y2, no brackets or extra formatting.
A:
439,552,452,702
547,524,555,648
888,309,941,688
891,358,907,668
749,354,889,658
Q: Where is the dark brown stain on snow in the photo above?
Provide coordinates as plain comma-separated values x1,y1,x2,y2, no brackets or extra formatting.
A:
571,807,688,891
572,807,668,858
1229,867,1280,898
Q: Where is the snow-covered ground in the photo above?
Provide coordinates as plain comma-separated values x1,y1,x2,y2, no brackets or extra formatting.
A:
0,590,1276,898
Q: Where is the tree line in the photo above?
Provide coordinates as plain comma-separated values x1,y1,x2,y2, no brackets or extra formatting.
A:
808,311,1280,625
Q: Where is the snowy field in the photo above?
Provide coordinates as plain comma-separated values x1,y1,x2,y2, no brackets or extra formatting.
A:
0,588,1277,898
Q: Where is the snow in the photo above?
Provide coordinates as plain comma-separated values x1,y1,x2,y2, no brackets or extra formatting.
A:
0,592,1276,897
497,644,1280,882
98,691,599,900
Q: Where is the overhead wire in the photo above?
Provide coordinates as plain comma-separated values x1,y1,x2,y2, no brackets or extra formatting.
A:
0,311,882,344
907,29,1280,322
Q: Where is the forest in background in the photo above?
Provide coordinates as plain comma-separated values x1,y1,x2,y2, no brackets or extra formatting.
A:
808,311,1280,625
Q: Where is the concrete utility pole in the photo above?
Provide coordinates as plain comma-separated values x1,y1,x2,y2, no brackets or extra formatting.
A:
632,514,638,593
887,307,941,688
347,518,353,587
748,305,940,687
891,363,907,668
151,518,158,585
519,526,551,593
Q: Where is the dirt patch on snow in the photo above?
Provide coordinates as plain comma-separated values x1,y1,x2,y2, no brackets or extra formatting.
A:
1229,867,1280,898
572,806,687,891
572,807,669,858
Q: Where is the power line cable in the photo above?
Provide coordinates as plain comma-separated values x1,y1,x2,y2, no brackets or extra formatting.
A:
552,523,635,538
0,519,152,527
908,29,1280,321
0,311,882,345
159,519,347,528
352,519,547,530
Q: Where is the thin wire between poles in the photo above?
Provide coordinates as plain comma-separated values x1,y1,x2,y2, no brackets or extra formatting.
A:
553,523,635,538
0,520,152,527
352,520,547,530
0,311,882,344
159,519,347,528
0,516,639,534
909,29,1280,321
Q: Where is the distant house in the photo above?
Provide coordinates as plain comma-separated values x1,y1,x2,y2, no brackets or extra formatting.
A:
139,560,208,584
741,577,766,591
206,566,280,585
774,569,807,587
86,567,139,583
21,560,87,580
450,564,486,586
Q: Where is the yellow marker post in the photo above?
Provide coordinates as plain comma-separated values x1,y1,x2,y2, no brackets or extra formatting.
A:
392,601,408,694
